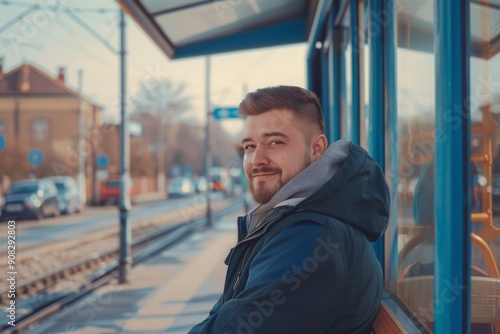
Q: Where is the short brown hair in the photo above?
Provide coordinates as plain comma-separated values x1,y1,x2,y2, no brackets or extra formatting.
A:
238,85,325,134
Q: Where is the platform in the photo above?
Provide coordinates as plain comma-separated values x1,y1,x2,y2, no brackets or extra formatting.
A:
25,213,239,334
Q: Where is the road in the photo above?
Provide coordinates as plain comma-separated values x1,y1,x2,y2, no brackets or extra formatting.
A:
0,192,232,250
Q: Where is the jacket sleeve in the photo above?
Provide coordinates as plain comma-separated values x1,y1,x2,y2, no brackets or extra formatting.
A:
188,222,351,334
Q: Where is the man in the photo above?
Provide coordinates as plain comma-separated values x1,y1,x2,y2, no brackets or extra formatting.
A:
189,86,389,334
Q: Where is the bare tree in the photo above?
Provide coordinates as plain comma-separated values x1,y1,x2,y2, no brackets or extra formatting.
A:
131,79,191,191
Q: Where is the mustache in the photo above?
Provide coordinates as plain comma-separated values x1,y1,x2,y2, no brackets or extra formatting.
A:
251,167,281,176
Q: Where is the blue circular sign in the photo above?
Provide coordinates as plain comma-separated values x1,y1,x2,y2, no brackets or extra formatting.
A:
28,149,44,166
0,134,5,152
96,154,109,168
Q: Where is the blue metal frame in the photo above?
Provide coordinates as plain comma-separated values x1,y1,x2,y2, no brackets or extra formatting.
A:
340,25,348,139
307,56,314,91
434,0,471,332
307,0,332,60
368,0,384,264
349,0,360,145
321,44,331,143
368,0,384,166
331,4,342,142
382,0,399,286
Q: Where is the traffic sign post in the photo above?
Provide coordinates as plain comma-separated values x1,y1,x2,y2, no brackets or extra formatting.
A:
212,107,240,119
28,149,44,179
96,154,110,169
0,134,5,152
28,149,44,167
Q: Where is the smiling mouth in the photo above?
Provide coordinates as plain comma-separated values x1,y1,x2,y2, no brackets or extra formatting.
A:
253,173,277,179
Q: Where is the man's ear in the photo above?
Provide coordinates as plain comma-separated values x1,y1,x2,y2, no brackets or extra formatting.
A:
312,134,328,161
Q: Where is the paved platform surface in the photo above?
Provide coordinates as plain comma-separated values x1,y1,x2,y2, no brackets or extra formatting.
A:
26,213,239,334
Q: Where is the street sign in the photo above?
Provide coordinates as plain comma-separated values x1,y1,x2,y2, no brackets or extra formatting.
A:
184,164,193,178
96,154,110,168
0,134,5,152
28,149,44,166
170,163,181,177
96,169,109,181
212,107,240,120
129,120,143,137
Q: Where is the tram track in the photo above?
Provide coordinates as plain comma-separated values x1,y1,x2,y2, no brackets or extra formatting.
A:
0,196,244,333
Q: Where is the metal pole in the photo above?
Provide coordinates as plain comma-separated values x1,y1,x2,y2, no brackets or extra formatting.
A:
242,82,249,214
205,56,212,226
118,10,131,284
77,69,86,207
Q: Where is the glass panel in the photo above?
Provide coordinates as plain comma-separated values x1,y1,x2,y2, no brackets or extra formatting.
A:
470,1,500,332
386,0,436,331
154,0,308,46
361,3,369,150
341,6,352,139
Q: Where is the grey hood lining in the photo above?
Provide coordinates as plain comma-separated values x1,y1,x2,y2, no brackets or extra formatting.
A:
246,139,352,232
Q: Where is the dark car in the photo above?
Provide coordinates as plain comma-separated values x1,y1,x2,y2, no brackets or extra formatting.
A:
1,179,60,220
167,177,195,198
44,176,82,214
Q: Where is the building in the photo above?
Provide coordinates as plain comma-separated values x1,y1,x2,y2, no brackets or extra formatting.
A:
0,59,102,202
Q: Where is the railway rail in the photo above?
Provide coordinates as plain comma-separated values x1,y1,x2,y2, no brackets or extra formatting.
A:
0,197,244,333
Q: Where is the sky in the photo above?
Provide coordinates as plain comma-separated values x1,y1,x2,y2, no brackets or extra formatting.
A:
0,0,308,137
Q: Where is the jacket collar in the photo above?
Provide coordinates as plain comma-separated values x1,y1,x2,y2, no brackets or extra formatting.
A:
238,205,296,243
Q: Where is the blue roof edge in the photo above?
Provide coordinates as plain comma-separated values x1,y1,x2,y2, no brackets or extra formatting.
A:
174,17,307,59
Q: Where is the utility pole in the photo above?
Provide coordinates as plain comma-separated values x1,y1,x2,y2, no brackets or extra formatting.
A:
118,9,131,284
242,82,249,214
77,69,86,207
205,56,212,226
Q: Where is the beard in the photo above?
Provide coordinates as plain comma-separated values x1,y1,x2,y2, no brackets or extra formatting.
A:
250,179,281,204
248,166,282,204
247,152,314,204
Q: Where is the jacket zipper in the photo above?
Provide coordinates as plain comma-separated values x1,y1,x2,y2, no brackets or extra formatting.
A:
231,246,252,292
221,207,295,304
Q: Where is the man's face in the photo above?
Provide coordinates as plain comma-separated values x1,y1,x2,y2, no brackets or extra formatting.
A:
241,109,319,204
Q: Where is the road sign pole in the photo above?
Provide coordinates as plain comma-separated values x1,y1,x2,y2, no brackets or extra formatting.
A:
28,149,44,179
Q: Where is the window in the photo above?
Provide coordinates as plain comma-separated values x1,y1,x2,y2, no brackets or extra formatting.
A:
385,0,436,330
361,1,369,150
340,6,352,139
469,1,500,331
32,118,49,142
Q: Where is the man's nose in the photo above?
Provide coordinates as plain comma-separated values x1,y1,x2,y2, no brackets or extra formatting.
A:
251,146,269,166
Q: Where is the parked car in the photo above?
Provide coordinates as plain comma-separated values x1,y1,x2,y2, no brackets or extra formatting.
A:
44,176,81,214
1,179,60,220
99,176,136,205
194,176,208,193
167,177,196,198
0,196,4,217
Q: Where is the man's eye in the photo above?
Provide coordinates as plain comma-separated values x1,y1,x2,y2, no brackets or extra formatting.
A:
270,141,282,145
244,145,255,151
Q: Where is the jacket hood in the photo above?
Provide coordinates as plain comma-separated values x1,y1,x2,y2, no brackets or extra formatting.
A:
246,139,390,241
295,141,390,241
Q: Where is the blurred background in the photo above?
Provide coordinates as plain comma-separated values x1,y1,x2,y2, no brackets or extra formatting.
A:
0,0,307,210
